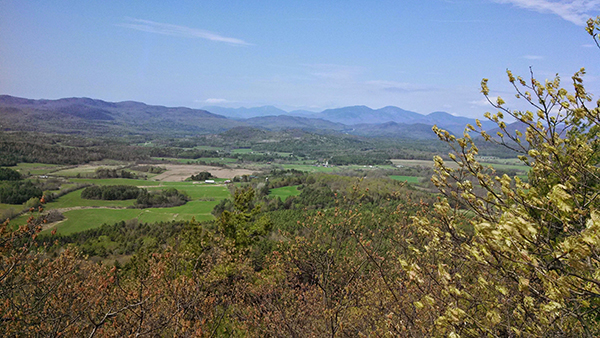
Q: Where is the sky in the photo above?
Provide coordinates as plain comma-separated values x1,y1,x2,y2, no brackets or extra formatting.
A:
1,0,599,118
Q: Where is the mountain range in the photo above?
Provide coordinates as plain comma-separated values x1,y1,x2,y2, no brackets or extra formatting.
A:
0,95,500,139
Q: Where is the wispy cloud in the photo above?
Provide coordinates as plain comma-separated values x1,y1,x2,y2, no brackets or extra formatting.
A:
523,54,544,59
203,98,229,104
118,18,252,46
469,98,492,107
366,80,432,93
492,0,600,25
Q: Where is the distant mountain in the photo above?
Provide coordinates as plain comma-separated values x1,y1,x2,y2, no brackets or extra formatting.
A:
0,95,498,140
305,105,495,135
411,111,495,135
203,105,288,119
288,109,319,117
310,105,377,125
243,115,346,131
0,95,240,136
375,106,424,123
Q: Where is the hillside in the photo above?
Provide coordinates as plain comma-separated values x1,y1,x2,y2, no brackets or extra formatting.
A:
0,95,241,137
0,95,498,139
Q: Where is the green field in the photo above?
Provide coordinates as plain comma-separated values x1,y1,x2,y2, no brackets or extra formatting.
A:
231,148,254,154
389,175,421,184
53,199,219,235
0,173,227,234
45,189,135,209
11,163,65,176
41,182,231,234
269,185,301,200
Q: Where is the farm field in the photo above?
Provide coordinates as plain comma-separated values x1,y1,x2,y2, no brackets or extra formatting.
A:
1,162,237,234
269,185,301,200
389,175,421,184
41,181,230,234
13,163,66,176
2,157,529,236
50,199,219,235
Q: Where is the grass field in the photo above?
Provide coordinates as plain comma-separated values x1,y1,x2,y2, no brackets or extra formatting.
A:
51,199,219,235
269,185,301,200
45,190,136,209
51,164,129,177
42,182,230,234
231,148,254,154
11,163,65,176
389,175,422,184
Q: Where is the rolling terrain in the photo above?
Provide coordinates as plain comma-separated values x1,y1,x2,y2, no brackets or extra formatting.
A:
1,95,498,139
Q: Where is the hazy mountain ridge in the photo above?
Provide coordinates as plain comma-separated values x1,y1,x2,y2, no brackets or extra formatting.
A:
1,95,497,139
0,95,237,136
204,103,497,135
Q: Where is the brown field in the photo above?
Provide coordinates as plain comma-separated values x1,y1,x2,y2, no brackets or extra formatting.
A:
151,164,256,182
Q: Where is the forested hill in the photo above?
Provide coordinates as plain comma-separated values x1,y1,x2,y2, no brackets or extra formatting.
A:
0,95,240,137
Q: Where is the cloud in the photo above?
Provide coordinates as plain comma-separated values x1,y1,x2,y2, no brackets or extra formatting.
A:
469,98,493,107
492,0,600,25
366,80,432,93
523,54,544,59
118,18,252,46
203,98,229,104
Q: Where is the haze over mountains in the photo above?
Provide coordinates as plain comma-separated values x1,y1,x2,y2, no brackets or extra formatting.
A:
0,95,497,138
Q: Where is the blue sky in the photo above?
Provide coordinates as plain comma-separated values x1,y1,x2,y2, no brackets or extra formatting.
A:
1,0,599,118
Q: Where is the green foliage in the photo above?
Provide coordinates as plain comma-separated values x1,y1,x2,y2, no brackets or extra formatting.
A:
0,131,151,165
0,180,43,204
135,188,189,208
0,167,21,181
404,21,600,335
95,167,136,179
81,185,141,200
218,187,272,249
190,171,213,181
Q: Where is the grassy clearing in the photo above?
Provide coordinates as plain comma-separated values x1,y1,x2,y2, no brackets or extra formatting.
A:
51,164,127,177
389,175,421,184
42,182,230,234
479,162,529,173
54,209,143,235
52,200,219,235
45,190,135,209
10,163,64,176
147,183,230,200
194,157,238,163
269,185,301,200
0,203,19,212
231,148,253,154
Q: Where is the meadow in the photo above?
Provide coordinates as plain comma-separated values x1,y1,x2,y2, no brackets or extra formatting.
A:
269,185,302,200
